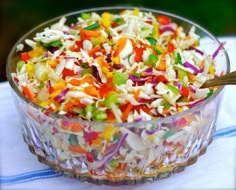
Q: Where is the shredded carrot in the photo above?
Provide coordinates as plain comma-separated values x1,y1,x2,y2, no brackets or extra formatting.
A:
134,89,141,100
84,86,99,97
106,110,116,122
70,123,83,132
80,28,101,40
97,56,110,68
158,53,166,71
64,102,74,111
113,37,127,57
186,35,192,40
68,145,86,154
89,45,102,56
69,75,94,86
22,86,35,102
64,100,85,111
121,103,133,122
188,72,195,80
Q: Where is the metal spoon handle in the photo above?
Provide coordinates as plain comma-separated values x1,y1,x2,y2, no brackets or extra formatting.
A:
202,71,236,88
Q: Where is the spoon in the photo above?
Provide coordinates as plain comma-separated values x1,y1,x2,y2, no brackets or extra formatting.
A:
202,70,236,88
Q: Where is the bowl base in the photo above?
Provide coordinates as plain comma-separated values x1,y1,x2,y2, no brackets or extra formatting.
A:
27,141,211,185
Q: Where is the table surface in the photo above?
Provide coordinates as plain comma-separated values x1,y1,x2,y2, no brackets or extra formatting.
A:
0,37,236,190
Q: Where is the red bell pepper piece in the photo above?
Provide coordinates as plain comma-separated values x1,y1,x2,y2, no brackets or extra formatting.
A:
20,52,31,62
134,47,144,63
157,15,171,25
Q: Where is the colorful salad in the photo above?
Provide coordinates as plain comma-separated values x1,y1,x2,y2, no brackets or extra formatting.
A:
11,8,227,182
12,8,223,123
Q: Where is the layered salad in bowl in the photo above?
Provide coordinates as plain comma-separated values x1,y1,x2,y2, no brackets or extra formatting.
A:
7,7,229,185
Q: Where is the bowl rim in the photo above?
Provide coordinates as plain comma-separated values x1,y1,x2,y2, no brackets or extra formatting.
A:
6,6,230,127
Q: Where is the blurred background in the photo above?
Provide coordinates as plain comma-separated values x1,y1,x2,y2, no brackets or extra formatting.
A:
0,0,235,82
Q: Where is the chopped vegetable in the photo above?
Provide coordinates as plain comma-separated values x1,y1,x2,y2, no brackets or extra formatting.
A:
149,54,158,66
20,52,31,62
146,37,157,46
134,47,144,63
12,8,220,124
105,91,118,108
22,85,35,102
84,22,100,30
167,84,180,95
17,61,25,72
157,15,171,25
176,52,183,65
112,71,127,86
11,8,224,180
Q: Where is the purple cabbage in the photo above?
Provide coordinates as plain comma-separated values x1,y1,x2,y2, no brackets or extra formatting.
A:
91,65,102,83
113,64,124,70
146,125,161,135
103,133,128,164
189,84,197,93
128,75,149,82
48,46,59,53
134,117,143,122
144,67,153,75
183,61,199,74
159,23,176,34
54,87,70,101
105,53,112,63
212,41,226,60
189,46,204,55
176,81,182,91
91,132,128,169
137,97,157,103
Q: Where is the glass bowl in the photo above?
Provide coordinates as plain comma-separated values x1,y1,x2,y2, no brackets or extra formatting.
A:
6,6,230,185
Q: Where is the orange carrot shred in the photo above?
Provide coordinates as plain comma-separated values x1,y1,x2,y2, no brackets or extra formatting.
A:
68,145,86,154
70,123,83,132
134,89,141,100
113,37,127,57
89,46,102,56
22,86,36,102
84,86,99,97
80,28,101,40
121,103,133,122
69,75,94,86
158,53,166,71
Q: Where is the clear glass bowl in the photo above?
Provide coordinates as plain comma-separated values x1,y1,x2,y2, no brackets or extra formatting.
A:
6,6,230,185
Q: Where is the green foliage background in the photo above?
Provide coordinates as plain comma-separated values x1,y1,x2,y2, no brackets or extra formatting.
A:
0,0,235,81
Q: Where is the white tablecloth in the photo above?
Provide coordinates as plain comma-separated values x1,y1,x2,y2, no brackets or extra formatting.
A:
1,37,236,190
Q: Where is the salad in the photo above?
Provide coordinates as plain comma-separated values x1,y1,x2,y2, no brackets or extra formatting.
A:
12,8,223,123
11,8,226,182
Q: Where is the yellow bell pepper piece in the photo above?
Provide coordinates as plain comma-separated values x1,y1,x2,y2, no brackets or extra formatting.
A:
54,82,66,90
29,46,45,58
26,63,35,78
101,12,111,28
112,56,120,64
103,126,117,141
133,8,140,16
